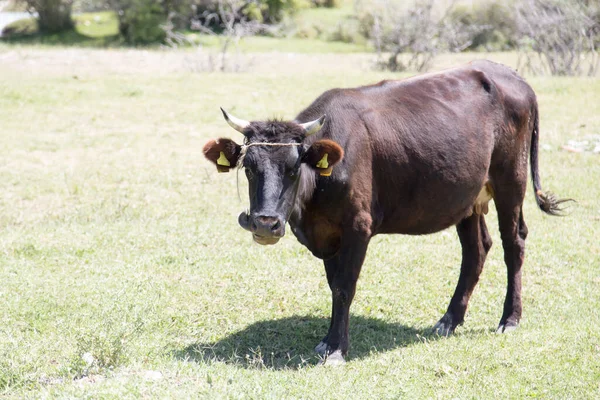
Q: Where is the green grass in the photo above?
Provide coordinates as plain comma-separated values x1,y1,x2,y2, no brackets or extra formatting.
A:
0,49,599,398
75,11,119,38
290,0,365,44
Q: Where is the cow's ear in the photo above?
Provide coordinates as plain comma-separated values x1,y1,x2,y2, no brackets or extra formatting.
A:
203,138,242,173
302,139,344,177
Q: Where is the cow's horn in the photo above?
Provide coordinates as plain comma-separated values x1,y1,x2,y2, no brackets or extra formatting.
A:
299,115,326,136
221,107,250,134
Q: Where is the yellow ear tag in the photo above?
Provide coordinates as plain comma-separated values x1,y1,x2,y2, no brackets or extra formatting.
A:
217,151,231,167
316,153,329,169
316,153,332,176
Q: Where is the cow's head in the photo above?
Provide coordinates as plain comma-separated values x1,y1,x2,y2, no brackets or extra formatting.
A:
203,108,343,245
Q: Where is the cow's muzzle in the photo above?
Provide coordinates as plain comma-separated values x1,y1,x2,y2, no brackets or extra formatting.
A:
238,211,284,245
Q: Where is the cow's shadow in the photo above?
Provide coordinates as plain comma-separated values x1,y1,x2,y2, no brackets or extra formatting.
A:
173,315,462,370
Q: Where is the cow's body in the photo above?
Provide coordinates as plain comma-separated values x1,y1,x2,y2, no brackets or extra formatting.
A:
204,60,569,364
291,61,519,258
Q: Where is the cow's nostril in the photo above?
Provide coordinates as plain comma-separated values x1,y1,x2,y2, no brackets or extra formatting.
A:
251,221,258,232
271,220,281,232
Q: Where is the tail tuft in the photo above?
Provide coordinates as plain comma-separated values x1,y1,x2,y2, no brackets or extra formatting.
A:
530,100,574,217
535,190,575,216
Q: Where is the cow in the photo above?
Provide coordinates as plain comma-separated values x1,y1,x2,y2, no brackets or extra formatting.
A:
203,60,570,365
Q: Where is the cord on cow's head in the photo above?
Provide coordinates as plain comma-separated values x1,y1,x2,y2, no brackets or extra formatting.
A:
236,142,303,169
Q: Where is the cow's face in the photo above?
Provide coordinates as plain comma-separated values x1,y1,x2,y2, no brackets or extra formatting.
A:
203,109,343,245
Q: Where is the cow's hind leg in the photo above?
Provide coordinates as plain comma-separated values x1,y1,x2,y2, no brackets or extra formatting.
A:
496,205,527,333
433,213,492,335
489,146,528,332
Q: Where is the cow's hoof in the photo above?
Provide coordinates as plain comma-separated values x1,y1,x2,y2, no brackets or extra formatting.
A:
432,314,457,336
318,350,345,366
496,322,519,334
314,341,328,355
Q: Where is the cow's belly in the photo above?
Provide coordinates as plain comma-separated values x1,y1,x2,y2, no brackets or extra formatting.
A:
374,173,493,235
370,124,495,235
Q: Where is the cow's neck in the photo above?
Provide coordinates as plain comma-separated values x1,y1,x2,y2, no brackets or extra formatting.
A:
288,166,342,259
289,165,316,225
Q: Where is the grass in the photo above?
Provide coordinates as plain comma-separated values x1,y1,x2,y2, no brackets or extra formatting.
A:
194,33,368,53
290,0,365,43
0,48,599,398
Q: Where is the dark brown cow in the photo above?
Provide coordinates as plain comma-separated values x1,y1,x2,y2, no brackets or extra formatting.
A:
203,60,570,365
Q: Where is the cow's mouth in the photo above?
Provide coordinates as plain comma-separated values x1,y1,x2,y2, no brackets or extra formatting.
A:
252,234,280,245
239,211,283,245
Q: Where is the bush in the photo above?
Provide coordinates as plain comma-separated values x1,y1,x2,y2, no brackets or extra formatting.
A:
328,19,364,44
262,0,309,22
359,0,451,72
106,0,310,44
359,0,519,64
516,0,600,76
1,17,38,36
110,0,166,44
190,0,308,28
357,0,598,75
447,1,518,51
311,0,340,7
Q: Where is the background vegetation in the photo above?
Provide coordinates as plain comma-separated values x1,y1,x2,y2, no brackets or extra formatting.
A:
3,0,599,75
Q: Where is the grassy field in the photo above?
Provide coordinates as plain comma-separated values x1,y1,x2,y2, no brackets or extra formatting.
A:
0,47,599,398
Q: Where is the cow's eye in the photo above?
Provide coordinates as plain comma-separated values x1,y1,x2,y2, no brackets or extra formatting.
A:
245,169,254,179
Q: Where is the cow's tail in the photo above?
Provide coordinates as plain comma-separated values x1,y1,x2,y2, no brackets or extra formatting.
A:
530,103,573,216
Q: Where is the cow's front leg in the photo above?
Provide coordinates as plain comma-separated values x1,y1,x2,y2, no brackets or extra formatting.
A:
314,263,337,356
318,235,369,365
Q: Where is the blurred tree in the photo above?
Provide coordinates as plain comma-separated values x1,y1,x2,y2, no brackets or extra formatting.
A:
20,0,74,33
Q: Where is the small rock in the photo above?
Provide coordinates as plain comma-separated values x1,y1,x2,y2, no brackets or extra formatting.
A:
561,145,583,153
82,352,95,367
143,370,163,381
76,374,104,385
